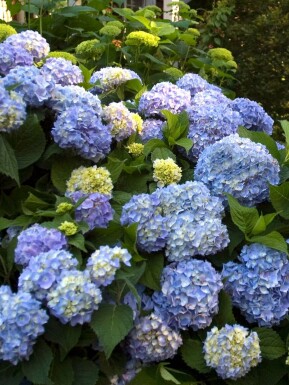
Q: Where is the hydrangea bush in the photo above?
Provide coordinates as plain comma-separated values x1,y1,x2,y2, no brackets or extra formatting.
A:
0,2,288,385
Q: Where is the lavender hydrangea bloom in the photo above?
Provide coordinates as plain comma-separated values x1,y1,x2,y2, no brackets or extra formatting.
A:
15,223,68,266
138,82,191,117
231,97,274,135
153,259,223,330
0,43,33,75
203,325,261,379
18,250,78,301
127,313,182,363
89,67,141,93
139,119,165,142
86,246,132,286
47,270,102,326
47,85,102,115
109,359,141,385
222,243,289,326
0,286,48,365
176,73,221,97
195,134,280,206
0,83,26,133
40,58,83,86
5,30,50,61
68,191,114,231
52,105,112,162
2,66,55,107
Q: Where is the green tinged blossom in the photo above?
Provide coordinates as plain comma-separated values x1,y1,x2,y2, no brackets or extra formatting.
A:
163,67,183,80
58,221,78,236
46,51,77,64
106,20,124,29
126,143,144,157
125,31,160,47
75,39,104,61
208,47,234,62
187,28,200,37
153,158,182,187
56,202,73,214
0,24,17,42
99,25,121,37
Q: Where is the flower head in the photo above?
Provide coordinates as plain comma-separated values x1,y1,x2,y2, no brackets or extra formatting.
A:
75,39,104,61
56,202,73,214
140,119,165,142
0,24,17,42
40,57,83,86
125,31,160,47
176,73,221,97
0,42,33,75
99,25,121,36
103,102,138,141
58,221,78,236
90,67,141,93
0,83,26,133
153,158,182,187
46,51,77,64
208,47,234,61
126,143,144,157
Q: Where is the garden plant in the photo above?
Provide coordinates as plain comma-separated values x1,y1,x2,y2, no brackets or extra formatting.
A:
0,1,289,385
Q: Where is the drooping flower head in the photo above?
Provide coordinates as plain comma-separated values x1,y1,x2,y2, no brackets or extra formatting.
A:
125,31,160,47
0,43,33,75
204,324,261,379
51,105,112,162
0,286,48,365
40,57,83,86
195,134,280,206
90,67,141,93
153,158,182,187
15,224,68,266
0,83,26,133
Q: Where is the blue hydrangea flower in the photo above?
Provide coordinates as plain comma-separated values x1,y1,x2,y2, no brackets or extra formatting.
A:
176,73,221,97
5,30,50,61
127,313,182,363
18,250,78,301
102,102,138,142
86,246,132,286
138,82,191,117
222,243,289,326
109,359,142,385
2,65,55,107
68,191,114,231
231,97,274,135
40,58,83,86
123,285,154,320
0,43,33,75
190,89,230,106
52,105,112,162
195,134,280,206
15,223,68,266
89,67,141,93
47,84,102,115
139,119,165,142
47,270,102,326
0,286,48,365
0,83,26,133
152,259,223,330
203,324,261,379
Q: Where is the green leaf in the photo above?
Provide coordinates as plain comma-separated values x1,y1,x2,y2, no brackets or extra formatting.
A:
144,139,167,157
269,183,289,219
71,358,99,385
7,114,46,169
0,215,33,231
131,15,152,30
0,362,22,385
180,339,210,373
151,147,176,161
213,291,235,328
68,233,87,252
105,157,126,183
51,357,74,385
22,339,53,385
254,328,286,360
280,120,289,145
51,156,86,193
159,365,181,384
90,304,134,358
152,21,176,36
251,214,266,235
139,253,164,291
162,110,189,142
0,135,19,185
55,5,98,17
175,138,193,153
248,231,288,254
227,194,259,235
123,223,142,261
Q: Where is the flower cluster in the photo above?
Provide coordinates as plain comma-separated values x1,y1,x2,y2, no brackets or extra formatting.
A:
139,118,165,142
0,286,48,365
15,224,68,266
176,73,221,97
231,97,274,135
222,243,289,326
152,259,223,330
0,24,16,42
204,325,261,379
58,221,78,236
208,47,234,61
47,270,102,326
127,313,182,363
40,57,83,86
5,30,50,61
90,67,141,93
153,158,182,187
46,51,77,64
0,83,26,133
86,246,132,286
52,105,112,161
75,39,104,61
138,82,191,117
126,143,144,157
125,31,160,47
99,25,121,37
0,43,33,75
18,249,78,301
195,134,280,206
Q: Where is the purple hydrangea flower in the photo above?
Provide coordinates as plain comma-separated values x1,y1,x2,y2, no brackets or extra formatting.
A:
52,105,112,162
195,134,280,206
0,43,33,75
0,82,26,133
222,243,289,326
139,119,165,142
176,73,221,97
0,286,48,365
40,58,83,86
15,223,68,266
138,82,191,117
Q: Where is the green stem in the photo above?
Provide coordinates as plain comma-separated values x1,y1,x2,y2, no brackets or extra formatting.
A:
0,255,8,277
27,0,31,29
181,46,190,72
39,0,43,35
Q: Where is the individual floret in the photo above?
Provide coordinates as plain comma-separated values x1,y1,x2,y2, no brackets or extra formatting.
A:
86,246,132,286
51,105,112,162
0,83,26,133
127,313,182,363
0,43,33,75
176,73,221,97
203,324,261,379
222,243,289,326
194,134,280,206
138,82,191,117
15,223,68,266
0,286,48,365
47,270,102,326
40,57,83,86
153,158,182,187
